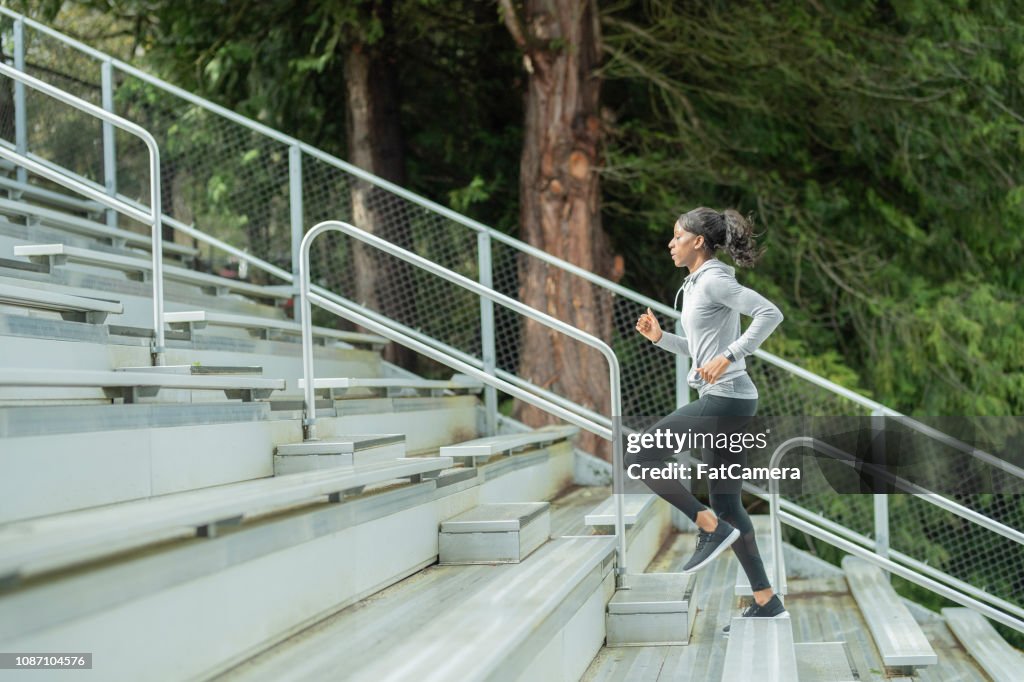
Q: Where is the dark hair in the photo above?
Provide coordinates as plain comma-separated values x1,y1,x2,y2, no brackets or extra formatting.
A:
677,207,763,267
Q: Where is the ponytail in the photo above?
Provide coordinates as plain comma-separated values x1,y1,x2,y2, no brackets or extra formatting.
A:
721,209,763,267
679,206,764,268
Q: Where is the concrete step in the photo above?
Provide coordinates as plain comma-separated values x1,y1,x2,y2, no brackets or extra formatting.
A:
438,502,550,564
606,572,698,646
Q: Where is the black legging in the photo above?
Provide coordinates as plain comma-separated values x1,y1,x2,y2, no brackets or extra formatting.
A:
625,394,771,592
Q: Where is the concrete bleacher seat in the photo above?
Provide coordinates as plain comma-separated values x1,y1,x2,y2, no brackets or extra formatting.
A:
13,243,291,301
842,555,938,674
0,198,196,257
0,367,285,402
165,309,387,348
0,456,453,586
942,607,1024,682
0,280,123,323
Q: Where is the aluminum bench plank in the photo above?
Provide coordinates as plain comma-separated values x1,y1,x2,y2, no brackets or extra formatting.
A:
164,310,387,347
0,175,102,214
842,556,938,669
942,607,1024,682
0,368,284,392
0,281,122,317
439,425,579,457
13,244,290,300
721,616,799,682
0,456,453,581
0,198,196,256
297,376,483,391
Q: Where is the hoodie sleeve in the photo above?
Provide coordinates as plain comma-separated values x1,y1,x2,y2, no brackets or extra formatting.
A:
707,271,783,360
654,330,689,356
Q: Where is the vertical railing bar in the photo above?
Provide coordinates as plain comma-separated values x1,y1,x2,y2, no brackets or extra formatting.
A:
477,231,498,437
289,145,303,318
13,18,27,185
101,59,117,228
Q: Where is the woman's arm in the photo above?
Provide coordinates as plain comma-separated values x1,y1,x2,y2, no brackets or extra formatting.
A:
654,330,689,356
708,271,783,359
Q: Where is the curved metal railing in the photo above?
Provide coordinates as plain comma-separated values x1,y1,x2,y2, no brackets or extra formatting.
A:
298,220,632,585
0,61,166,364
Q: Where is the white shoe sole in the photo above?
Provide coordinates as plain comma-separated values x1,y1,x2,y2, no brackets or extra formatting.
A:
682,527,740,574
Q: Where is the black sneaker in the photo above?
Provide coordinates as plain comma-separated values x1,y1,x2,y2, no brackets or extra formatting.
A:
722,595,788,636
681,520,740,573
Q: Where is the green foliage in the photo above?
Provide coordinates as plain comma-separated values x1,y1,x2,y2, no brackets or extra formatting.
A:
601,0,1024,416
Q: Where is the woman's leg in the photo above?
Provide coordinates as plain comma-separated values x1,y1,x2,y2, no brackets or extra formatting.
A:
702,396,774,601
626,396,714,524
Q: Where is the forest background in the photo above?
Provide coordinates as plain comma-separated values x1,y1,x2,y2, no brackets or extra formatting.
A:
8,0,1024,641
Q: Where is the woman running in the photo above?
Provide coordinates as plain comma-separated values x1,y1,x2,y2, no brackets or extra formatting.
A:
631,207,786,623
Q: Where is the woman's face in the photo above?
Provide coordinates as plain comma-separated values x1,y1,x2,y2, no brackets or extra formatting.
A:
667,221,704,268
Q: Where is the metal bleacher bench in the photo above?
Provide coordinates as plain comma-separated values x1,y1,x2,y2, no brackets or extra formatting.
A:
296,375,484,399
13,243,291,301
721,617,799,682
0,281,123,323
0,368,285,402
165,310,387,349
0,175,104,215
842,555,937,674
0,198,197,257
0,456,453,587
439,425,579,463
942,607,1024,682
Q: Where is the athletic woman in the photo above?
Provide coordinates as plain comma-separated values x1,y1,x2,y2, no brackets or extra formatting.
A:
631,207,786,625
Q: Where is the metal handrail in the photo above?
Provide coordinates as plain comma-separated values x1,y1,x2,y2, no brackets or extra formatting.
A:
767,436,1024,632
0,62,166,365
298,220,631,586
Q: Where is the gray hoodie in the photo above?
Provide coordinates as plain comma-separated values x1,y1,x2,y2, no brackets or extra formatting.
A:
654,259,783,399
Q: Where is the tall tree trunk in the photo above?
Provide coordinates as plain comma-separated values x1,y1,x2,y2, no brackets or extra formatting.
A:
345,0,416,370
502,0,618,459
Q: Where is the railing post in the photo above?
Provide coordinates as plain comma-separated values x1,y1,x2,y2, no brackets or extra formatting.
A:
289,145,303,319
477,231,498,437
101,59,117,228
13,18,27,184
872,408,891,580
